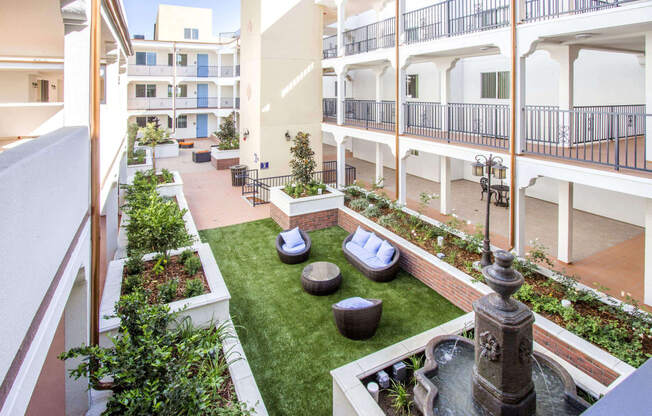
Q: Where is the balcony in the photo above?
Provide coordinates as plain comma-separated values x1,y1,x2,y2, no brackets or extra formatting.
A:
323,100,650,172
323,35,337,59
127,97,173,110
343,17,395,56
524,0,637,22
128,97,240,111
129,65,241,78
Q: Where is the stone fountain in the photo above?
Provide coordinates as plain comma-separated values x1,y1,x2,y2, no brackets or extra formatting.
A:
413,251,589,416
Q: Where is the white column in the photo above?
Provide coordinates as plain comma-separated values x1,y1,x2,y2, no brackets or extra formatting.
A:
337,0,347,57
336,137,347,189
337,69,346,125
398,0,406,44
545,45,578,145
645,33,652,162
557,181,574,263
439,155,451,215
513,187,527,256
645,198,652,306
398,154,408,205
398,66,406,134
375,66,387,123
433,58,457,132
62,6,91,126
375,142,384,187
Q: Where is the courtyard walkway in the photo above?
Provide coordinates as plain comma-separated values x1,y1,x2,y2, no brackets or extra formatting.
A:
323,144,646,307
157,138,269,230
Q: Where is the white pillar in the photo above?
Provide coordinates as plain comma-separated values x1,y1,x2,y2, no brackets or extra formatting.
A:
375,66,387,123
336,137,347,188
645,199,652,306
398,154,408,205
398,66,406,134
439,155,451,215
337,69,346,125
62,6,91,126
557,181,574,263
398,0,406,44
514,187,527,256
544,45,578,145
337,0,347,57
645,33,652,162
375,142,384,187
433,58,457,132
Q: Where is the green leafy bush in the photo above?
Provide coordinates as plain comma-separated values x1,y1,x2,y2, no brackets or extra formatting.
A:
124,254,144,275
127,148,146,166
349,198,370,212
215,112,239,150
158,278,179,303
59,291,251,415
184,278,205,298
378,214,398,229
123,274,143,295
138,122,170,172
289,131,316,186
179,249,194,264
183,256,202,276
362,204,382,219
160,169,174,183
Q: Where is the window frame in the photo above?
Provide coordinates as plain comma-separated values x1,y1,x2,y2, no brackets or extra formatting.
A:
176,115,188,129
184,28,199,40
481,71,510,99
406,74,419,99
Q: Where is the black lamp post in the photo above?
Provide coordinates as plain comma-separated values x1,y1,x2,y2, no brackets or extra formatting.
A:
472,154,507,267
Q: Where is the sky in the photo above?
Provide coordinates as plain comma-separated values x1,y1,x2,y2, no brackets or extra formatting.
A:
124,0,240,39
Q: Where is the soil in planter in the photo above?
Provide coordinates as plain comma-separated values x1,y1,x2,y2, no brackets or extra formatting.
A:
283,189,331,199
345,193,652,366
122,253,210,304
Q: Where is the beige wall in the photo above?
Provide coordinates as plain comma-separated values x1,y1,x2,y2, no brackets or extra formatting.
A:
155,5,214,42
240,0,323,177
0,71,63,103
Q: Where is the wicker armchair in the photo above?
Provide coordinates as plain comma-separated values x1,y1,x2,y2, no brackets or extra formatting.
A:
342,233,400,282
332,299,383,340
276,228,311,264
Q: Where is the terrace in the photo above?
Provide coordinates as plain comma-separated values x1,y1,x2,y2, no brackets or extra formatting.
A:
127,64,241,78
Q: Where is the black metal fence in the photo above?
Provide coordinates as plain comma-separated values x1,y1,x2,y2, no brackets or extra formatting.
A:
343,100,395,132
344,17,395,55
240,162,357,206
323,98,337,122
524,0,635,22
323,35,337,59
523,106,650,172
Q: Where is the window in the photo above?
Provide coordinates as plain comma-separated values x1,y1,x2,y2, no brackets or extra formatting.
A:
136,51,157,66
39,80,49,102
167,53,188,66
184,28,199,40
168,85,173,98
136,84,156,98
406,75,419,99
100,64,106,104
136,116,147,127
481,71,509,99
167,116,172,129
176,115,188,128
177,85,187,98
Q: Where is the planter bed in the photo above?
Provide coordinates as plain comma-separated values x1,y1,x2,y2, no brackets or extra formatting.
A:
136,140,179,159
115,187,199,259
343,188,651,370
126,148,152,176
210,147,240,170
269,185,343,231
338,205,635,388
100,243,231,342
127,169,183,198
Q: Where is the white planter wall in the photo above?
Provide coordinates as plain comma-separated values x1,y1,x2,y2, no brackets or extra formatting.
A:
126,148,153,176
211,148,239,160
269,185,344,217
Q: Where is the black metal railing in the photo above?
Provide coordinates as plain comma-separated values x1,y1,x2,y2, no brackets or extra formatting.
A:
323,98,337,122
523,106,650,172
235,97,240,109
241,162,357,206
323,35,337,59
343,99,395,132
524,0,635,22
344,17,395,56
404,102,509,149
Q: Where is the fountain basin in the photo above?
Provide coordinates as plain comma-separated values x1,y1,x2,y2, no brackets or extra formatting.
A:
414,335,589,416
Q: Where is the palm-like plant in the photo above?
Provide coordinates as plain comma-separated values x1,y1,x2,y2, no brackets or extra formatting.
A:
138,122,169,172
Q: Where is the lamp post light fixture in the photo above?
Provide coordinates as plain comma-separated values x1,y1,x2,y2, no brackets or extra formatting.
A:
472,153,507,267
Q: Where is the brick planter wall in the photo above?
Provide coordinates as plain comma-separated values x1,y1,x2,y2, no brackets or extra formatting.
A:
211,156,239,170
338,209,621,387
270,203,338,232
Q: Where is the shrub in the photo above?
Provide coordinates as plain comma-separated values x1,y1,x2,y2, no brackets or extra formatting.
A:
378,214,398,229
349,198,370,212
289,131,316,186
158,278,179,303
128,148,146,165
388,380,413,415
138,122,170,172
124,253,144,275
160,169,174,184
183,256,202,276
362,204,382,219
184,278,205,298
344,185,363,197
215,112,239,150
59,291,251,415
123,274,143,295
178,249,194,264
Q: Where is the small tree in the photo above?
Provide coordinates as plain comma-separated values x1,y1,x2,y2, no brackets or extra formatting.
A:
138,122,169,172
215,112,239,150
289,131,316,186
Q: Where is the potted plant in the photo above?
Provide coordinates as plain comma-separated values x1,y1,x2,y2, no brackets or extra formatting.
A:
138,122,170,172
210,112,240,169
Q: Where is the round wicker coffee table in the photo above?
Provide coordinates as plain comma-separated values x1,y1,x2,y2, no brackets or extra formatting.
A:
301,262,342,295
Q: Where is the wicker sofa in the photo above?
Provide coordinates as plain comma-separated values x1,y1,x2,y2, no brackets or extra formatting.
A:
342,232,400,282
332,298,383,340
275,228,311,264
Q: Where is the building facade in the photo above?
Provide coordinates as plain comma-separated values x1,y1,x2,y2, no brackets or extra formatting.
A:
318,0,652,307
126,5,240,141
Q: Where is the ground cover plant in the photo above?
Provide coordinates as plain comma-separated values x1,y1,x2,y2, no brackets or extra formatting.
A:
344,185,652,367
200,219,463,415
133,168,175,185
60,290,250,415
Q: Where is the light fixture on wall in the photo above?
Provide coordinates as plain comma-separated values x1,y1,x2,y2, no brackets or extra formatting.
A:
242,128,250,141
285,131,291,141
31,82,38,88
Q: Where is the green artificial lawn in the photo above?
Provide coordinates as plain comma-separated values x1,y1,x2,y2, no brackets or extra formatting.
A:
200,218,463,416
